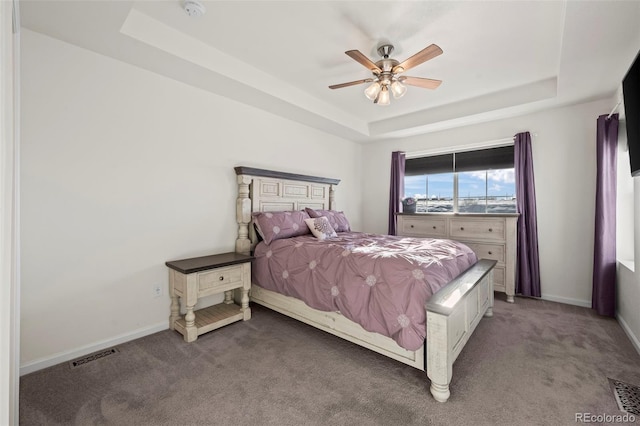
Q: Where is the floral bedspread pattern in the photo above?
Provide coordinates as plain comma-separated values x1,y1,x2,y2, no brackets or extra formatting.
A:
252,232,477,351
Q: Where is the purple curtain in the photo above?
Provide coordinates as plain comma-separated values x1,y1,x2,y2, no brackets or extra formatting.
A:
592,114,618,317
514,132,541,297
388,151,405,235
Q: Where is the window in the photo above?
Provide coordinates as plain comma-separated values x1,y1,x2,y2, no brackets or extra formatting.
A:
404,146,516,213
616,125,634,267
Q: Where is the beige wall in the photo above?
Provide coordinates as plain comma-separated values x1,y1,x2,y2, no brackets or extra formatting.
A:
361,98,614,307
20,29,362,371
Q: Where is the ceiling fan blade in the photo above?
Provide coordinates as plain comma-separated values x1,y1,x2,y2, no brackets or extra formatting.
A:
329,78,373,89
393,44,443,73
345,50,381,73
399,76,442,89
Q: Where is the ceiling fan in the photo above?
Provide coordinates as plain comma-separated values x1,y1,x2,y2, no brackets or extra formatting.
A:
329,43,443,105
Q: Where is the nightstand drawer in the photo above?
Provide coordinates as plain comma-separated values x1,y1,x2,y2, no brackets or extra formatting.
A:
399,217,447,237
464,242,505,263
198,264,243,293
449,218,505,241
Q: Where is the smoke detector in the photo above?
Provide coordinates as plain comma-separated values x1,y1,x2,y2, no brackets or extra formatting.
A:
183,0,206,17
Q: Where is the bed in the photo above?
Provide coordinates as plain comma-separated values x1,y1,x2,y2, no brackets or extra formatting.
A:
234,166,496,402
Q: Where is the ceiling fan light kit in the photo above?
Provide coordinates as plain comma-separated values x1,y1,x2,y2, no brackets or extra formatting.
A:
377,86,390,106
390,80,407,98
329,43,443,105
364,82,381,101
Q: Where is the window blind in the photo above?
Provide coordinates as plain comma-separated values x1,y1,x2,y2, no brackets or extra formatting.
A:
405,145,514,175
405,153,453,176
454,146,514,172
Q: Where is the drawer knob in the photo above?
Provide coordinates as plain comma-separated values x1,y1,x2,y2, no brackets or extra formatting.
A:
432,226,436,229
410,225,414,228
489,228,493,232
488,251,493,255
219,276,224,281
460,227,464,231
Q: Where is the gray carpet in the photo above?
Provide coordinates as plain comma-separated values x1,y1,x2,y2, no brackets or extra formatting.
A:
20,297,640,425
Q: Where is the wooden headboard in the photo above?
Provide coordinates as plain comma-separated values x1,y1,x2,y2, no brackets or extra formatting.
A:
234,166,340,254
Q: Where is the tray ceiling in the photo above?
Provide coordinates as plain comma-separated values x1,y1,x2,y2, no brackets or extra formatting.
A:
20,1,640,142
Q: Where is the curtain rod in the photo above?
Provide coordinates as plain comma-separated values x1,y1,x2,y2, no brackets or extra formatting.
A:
607,100,621,119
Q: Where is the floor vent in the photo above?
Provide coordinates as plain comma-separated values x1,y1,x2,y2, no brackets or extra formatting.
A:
69,348,119,369
609,378,640,416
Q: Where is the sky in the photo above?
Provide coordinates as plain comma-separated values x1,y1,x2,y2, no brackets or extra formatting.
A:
404,168,516,199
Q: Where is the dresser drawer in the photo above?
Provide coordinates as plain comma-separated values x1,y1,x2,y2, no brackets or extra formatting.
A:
399,217,447,237
449,218,505,242
464,242,505,263
198,264,244,294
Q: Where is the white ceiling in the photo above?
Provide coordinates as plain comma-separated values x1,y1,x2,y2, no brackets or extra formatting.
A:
20,0,640,142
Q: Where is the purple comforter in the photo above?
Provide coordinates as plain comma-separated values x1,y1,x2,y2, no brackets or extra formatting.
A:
252,232,477,351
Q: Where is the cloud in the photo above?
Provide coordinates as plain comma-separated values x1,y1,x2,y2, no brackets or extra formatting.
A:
467,171,485,180
488,169,515,183
467,169,515,184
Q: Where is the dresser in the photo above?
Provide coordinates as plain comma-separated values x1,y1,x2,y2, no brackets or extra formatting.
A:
397,213,518,303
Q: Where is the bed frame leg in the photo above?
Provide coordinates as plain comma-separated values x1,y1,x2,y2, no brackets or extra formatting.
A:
426,311,453,403
430,382,450,403
483,306,493,317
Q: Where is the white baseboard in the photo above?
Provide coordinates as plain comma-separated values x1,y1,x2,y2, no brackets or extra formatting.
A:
20,321,169,376
617,313,640,356
540,293,591,308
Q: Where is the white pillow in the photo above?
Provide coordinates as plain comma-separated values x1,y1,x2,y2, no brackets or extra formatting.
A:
304,216,337,240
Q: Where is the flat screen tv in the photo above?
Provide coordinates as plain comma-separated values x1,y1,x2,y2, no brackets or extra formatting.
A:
623,50,640,177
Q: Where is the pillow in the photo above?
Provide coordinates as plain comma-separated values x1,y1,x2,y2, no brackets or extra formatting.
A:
304,216,337,240
305,208,351,232
252,210,310,245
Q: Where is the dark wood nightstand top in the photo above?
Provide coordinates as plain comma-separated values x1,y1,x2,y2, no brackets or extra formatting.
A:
165,252,254,274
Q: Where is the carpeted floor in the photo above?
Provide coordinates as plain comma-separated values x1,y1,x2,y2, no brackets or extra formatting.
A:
20,296,640,425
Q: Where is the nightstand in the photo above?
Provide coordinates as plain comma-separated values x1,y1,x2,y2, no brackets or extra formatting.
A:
166,252,253,342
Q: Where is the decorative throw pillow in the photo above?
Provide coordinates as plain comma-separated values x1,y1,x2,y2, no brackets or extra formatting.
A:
304,208,351,232
305,216,338,240
252,210,310,245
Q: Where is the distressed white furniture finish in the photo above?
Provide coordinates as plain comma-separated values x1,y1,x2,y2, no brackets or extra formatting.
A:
167,252,252,342
234,166,495,402
397,213,518,303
